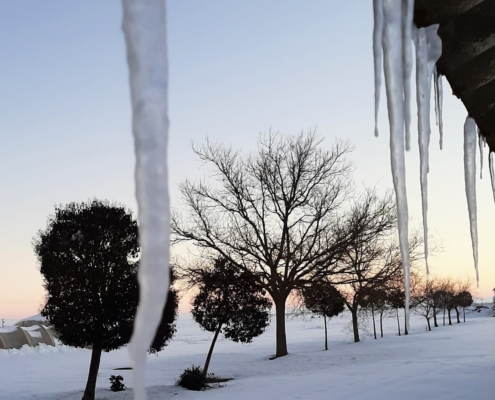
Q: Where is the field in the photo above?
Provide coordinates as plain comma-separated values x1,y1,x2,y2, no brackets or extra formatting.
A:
2,307,493,400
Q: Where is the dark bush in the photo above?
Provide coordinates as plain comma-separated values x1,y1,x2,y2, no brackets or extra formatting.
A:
176,366,206,391
109,375,125,392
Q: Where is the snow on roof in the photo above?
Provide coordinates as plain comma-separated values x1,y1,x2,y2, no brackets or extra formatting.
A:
0,326,18,333
15,314,45,324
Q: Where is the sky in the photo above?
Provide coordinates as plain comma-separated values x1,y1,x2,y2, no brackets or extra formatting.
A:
0,1,494,321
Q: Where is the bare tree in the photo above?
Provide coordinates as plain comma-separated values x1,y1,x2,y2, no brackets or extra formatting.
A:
442,278,457,326
411,275,436,331
332,192,423,343
387,288,405,336
173,131,360,358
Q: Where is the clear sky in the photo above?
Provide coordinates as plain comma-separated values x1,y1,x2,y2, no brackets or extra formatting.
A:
1,1,493,320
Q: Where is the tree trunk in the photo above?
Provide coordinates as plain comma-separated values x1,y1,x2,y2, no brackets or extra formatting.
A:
404,309,408,335
443,307,446,326
274,296,288,358
351,308,360,343
324,315,328,351
455,308,460,324
463,307,466,323
396,308,401,336
203,323,222,378
380,311,384,338
81,343,103,400
371,304,377,340
433,306,438,327
448,309,452,325
426,317,431,331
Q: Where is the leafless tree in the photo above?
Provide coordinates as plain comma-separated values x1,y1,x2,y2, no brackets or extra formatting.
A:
411,275,436,331
330,193,423,342
172,131,362,358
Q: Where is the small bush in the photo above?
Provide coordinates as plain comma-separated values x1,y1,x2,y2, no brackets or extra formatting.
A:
109,375,126,392
176,365,206,391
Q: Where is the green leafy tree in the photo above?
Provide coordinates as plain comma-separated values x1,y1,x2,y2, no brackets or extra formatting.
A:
34,200,177,400
302,281,345,350
191,258,271,376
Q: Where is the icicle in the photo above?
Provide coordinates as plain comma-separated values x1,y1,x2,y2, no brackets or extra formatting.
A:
490,152,495,205
433,69,439,126
478,129,484,179
122,1,170,400
435,72,444,149
435,73,443,150
382,0,411,333
402,0,414,151
373,0,384,138
463,116,479,286
414,27,431,274
413,25,441,274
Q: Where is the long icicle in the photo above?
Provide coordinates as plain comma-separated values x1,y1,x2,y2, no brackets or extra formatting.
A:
436,72,444,149
415,27,431,274
433,69,445,151
478,129,484,179
402,0,414,151
382,0,411,334
122,1,171,399
413,25,441,275
490,152,495,205
433,69,439,126
373,0,384,137
464,116,479,286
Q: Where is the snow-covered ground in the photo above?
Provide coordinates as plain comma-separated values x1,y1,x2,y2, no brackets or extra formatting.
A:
1,307,493,400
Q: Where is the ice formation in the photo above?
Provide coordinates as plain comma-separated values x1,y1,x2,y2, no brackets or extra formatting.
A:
478,129,484,179
373,0,449,331
464,117,479,285
373,0,384,138
122,1,171,399
402,0,414,151
380,0,411,333
434,71,444,149
490,152,495,204
414,24,442,274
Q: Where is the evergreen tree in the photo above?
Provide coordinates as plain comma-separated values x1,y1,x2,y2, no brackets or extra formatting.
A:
191,258,271,377
455,290,473,323
302,281,345,350
360,288,388,339
34,200,177,400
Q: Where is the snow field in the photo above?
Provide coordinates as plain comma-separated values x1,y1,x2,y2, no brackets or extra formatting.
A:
1,309,493,400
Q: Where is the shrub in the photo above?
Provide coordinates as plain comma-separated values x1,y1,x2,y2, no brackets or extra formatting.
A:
176,365,206,391
109,375,125,392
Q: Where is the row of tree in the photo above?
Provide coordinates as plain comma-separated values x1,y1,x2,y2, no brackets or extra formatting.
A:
32,131,475,399
411,276,473,330
33,199,475,399
172,131,415,357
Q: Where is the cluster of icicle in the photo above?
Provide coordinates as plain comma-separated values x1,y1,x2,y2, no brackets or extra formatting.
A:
373,0,481,332
122,1,171,400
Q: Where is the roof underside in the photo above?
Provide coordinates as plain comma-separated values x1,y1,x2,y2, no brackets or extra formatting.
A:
414,0,495,151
